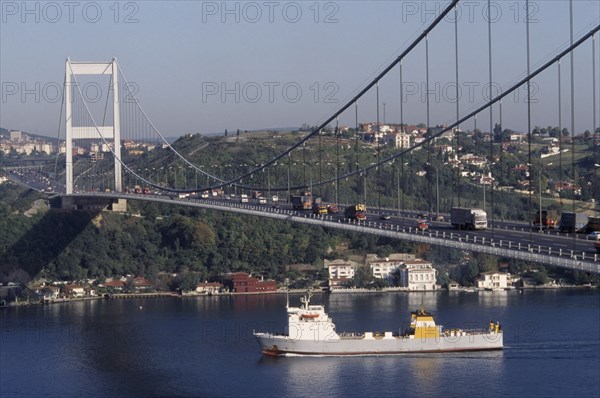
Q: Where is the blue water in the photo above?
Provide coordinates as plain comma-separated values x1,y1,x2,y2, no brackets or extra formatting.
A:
1,290,599,397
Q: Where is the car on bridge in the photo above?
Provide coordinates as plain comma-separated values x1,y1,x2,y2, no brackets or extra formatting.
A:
417,219,429,231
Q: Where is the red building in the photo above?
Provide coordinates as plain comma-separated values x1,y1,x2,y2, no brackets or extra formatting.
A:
231,272,277,293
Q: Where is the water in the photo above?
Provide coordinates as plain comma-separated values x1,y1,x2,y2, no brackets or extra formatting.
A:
1,290,599,397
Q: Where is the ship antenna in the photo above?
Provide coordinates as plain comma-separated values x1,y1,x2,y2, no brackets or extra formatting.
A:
286,287,289,309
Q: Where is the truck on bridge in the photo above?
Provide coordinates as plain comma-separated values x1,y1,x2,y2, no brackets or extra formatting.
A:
450,207,487,230
559,212,588,233
533,209,558,229
291,192,313,210
313,197,336,215
345,204,366,220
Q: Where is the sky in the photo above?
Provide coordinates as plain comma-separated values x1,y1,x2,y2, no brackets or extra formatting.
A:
1,0,599,139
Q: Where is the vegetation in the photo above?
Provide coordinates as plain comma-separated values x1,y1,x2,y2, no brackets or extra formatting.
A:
1,126,599,288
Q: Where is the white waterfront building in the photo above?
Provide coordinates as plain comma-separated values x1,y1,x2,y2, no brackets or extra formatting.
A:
367,253,416,281
325,259,358,279
399,259,437,291
476,271,511,290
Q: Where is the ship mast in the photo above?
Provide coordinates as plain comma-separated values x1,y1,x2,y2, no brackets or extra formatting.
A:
300,290,313,310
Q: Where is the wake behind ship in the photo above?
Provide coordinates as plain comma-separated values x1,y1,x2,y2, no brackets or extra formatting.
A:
253,291,503,356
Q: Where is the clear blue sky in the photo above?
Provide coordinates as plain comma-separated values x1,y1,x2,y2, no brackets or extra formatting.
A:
1,1,599,138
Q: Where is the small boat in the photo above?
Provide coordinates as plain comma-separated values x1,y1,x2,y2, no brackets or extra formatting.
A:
254,290,503,356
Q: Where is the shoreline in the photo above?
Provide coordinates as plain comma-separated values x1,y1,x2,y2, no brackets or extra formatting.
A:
1,284,596,308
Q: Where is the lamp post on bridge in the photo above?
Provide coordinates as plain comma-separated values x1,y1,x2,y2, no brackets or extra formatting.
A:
401,161,408,215
266,165,270,198
539,165,542,234
426,162,440,221
538,162,553,234
337,162,345,205
312,161,318,195
481,162,496,216
287,159,291,202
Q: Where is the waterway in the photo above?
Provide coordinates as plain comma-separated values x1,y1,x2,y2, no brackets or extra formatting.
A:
1,289,598,397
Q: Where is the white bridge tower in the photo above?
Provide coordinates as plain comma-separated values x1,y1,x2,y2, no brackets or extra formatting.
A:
65,58,122,194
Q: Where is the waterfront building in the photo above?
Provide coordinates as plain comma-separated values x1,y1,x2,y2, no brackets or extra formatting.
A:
399,259,437,291
325,259,358,280
367,253,415,281
133,277,154,291
103,279,126,291
30,284,60,300
476,271,511,290
196,282,223,294
325,259,359,290
64,284,85,298
231,272,276,293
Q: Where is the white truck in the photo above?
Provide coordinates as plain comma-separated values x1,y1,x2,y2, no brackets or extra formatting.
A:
450,207,488,230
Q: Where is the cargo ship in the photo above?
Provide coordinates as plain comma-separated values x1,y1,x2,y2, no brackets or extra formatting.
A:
254,291,503,356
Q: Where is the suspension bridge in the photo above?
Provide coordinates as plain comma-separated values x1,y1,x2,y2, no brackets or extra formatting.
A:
27,1,600,273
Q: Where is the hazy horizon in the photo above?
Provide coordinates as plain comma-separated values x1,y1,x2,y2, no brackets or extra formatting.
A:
2,1,599,139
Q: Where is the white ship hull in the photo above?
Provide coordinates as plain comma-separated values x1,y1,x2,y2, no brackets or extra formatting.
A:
255,331,503,356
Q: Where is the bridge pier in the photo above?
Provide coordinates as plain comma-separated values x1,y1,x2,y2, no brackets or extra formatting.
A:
59,196,127,212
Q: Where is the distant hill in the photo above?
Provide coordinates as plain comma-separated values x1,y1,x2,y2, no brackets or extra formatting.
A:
163,126,301,142
0,127,61,142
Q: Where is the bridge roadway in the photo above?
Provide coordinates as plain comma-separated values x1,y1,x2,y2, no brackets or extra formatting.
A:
65,192,600,275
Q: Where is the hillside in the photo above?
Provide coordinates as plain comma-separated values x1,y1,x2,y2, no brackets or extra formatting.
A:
1,127,598,287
